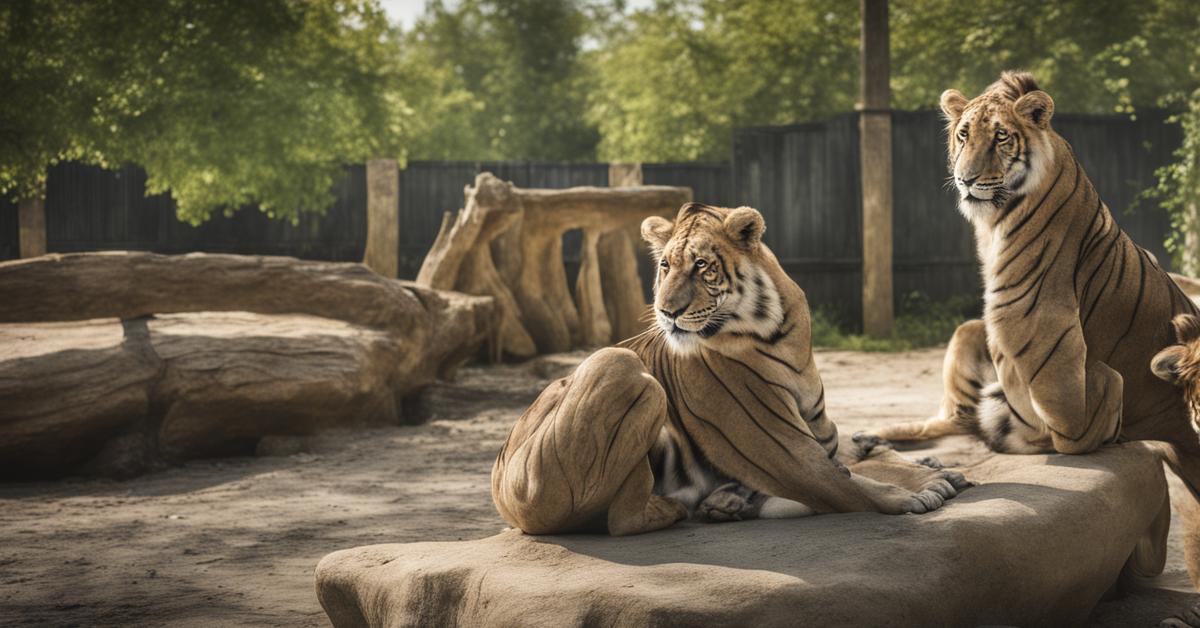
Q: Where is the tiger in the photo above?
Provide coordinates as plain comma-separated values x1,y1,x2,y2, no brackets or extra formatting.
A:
491,202,971,536
860,70,1200,595
1153,314,1200,628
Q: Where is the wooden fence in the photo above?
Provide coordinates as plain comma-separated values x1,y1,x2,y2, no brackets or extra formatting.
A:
0,109,1182,329
732,109,1180,325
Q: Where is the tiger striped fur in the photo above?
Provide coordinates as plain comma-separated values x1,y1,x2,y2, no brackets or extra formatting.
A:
491,202,971,536
874,71,1199,460
621,202,969,522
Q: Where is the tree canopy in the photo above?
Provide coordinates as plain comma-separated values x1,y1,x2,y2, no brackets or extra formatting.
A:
1,0,407,223
585,0,1199,162
2,0,1198,231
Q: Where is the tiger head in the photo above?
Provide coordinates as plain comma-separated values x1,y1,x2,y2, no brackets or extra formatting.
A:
1152,314,1200,431
641,202,785,353
940,71,1057,223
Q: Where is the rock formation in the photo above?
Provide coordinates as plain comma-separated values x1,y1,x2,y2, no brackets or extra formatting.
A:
0,252,494,478
416,172,691,357
315,442,1169,627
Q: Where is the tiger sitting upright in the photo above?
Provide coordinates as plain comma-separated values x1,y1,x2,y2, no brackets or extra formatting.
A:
875,71,1198,457
865,70,1200,586
492,202,971,537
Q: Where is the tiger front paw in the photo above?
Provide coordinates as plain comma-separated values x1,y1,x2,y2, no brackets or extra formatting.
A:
697,482,764,523
852,431,894,458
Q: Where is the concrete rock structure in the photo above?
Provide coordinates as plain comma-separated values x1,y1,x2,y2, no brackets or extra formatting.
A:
316,442,1170,627
416,172,691,358
0,251,494,478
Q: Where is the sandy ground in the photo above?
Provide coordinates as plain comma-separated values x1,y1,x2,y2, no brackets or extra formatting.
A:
0,348,1197,626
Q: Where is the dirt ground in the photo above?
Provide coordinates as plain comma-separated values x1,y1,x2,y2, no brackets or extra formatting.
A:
1,348,1197,627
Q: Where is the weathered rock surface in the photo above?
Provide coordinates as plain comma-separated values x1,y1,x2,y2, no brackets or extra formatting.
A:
316,443,1169,627
0,252,495,478
0,251,489,349
2,313,406,477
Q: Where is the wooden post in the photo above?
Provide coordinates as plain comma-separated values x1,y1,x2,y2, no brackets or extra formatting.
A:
18,196,47,258
363,159,400,278
859,0,893,337
608,163,643,188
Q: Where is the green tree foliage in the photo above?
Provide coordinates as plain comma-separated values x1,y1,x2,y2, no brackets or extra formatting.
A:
0,0,407,223
400,0,598,161
586,0,1199,163
587,0,858,162
4,0,1199,231
890,0,1198,114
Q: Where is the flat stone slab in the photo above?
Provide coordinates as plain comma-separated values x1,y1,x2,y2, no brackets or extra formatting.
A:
316,443,1168,627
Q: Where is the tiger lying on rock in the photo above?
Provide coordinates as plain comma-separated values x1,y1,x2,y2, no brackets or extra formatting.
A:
491,202,971,536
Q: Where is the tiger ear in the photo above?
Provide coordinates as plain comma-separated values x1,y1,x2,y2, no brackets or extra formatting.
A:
641,216,674,250
940,89,968,122
1173,314,1200,344
724,206,765,249
1152,345,1187,386
1014,90,1054,129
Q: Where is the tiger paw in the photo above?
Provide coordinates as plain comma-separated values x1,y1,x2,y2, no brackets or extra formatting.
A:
852,431,894,458
697,482,764,523
916,457,975,492
1161,601,1200,627
900,485,949,514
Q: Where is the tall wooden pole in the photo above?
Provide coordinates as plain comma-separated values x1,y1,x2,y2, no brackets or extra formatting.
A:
363,159,400,278
859,0,893,337
18,196,47,258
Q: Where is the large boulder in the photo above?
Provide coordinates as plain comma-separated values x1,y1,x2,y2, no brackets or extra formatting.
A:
0,252,495,478
316,443,1169,627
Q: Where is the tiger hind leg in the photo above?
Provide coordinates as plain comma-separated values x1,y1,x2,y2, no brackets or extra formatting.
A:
873,319,995,443
491,347,686,536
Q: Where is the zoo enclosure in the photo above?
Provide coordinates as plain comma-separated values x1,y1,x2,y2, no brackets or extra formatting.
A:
0,110,1179,329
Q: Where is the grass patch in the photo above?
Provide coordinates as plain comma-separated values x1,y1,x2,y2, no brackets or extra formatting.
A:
810,292,979,352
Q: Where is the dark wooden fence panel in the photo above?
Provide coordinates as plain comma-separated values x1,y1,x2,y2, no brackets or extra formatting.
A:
733,114,864,326
1055,111,1179,267
38,162,366,261
0,198,17,260
1,112,1180,329
397,161,478,278
891,111,980,307
643,162,733,207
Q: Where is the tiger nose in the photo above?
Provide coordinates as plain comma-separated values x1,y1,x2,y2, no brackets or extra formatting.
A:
959,174,979,186
660,306,686,319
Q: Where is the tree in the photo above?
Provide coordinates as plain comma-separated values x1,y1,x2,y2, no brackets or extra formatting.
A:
889,0,1197,114
586,0,1200,163
0,0,408,224
586,0,859,162
401,0,599,161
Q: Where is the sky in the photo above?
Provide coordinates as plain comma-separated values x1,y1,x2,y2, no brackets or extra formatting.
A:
377,0,430,30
